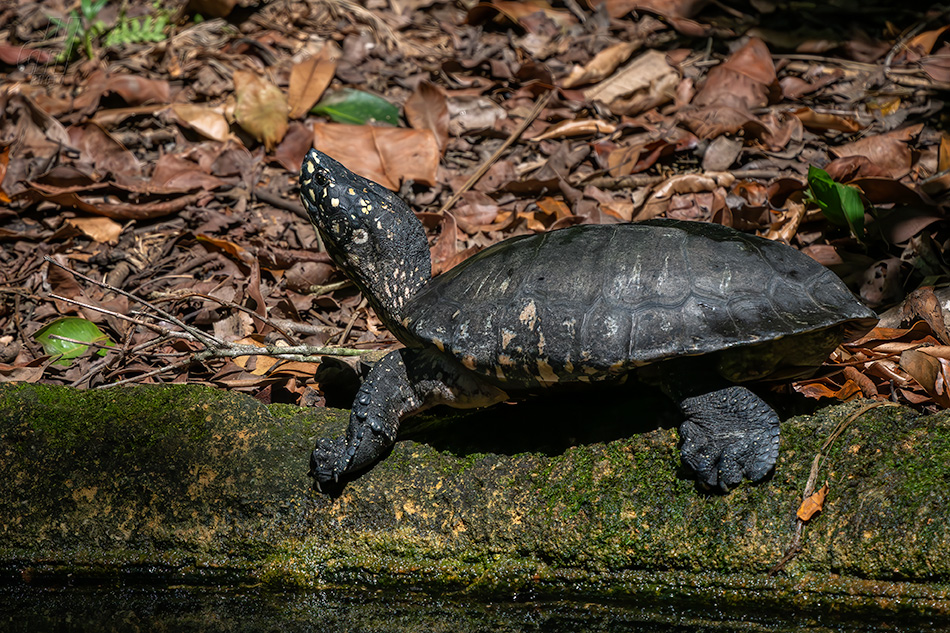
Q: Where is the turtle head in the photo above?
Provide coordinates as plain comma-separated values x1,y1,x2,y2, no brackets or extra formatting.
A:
299,149,431,335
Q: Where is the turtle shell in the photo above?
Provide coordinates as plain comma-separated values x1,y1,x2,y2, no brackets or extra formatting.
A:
403,219,877,387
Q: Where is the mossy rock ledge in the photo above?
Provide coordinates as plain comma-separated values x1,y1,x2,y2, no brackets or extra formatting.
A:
1,382,949,619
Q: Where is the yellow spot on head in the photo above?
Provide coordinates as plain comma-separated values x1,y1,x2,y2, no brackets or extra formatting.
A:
461,355,477,370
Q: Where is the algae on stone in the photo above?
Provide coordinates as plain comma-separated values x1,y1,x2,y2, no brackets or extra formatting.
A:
1,382,949,618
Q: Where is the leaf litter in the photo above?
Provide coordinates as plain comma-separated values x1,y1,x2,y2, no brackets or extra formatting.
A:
0,0,948,418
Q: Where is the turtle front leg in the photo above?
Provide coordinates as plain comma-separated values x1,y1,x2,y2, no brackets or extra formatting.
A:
310,347,507,488
676,385,780,491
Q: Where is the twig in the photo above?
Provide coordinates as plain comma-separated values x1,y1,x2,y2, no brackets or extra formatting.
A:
308,280,352,296
769,401,901,576
45,256,224,350
582,168,801,191
336,297,366,346
43,257,368,388
48,293,188,339
437,90,554,215
255,188,307,219
152,290,303,346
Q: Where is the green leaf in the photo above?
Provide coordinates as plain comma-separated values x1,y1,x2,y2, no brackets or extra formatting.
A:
81,0,107,22
312,89,399,125
34,317,114,367
806,165,865,237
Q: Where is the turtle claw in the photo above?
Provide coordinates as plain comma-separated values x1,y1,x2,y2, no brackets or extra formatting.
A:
309,437,347,488
677,385,780,492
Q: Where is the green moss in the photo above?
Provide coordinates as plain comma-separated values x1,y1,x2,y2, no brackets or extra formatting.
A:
3,384,950,615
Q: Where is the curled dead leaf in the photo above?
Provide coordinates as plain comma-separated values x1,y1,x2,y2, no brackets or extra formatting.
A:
65,217,124,244
584,49,679,116
530,119,617,141
233,70,289,151
289,44,339,119
797,483,829,521
170,104,231,143
561,41,640,89
900,348,950,408
405,81,449,152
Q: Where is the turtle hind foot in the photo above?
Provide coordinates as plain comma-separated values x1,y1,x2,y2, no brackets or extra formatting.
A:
309,437,347,490
677,385,780,492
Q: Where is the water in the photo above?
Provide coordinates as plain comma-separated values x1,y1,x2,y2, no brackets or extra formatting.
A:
2,585,947,633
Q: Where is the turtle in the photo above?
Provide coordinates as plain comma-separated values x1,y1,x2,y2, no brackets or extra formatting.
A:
298,148,878,491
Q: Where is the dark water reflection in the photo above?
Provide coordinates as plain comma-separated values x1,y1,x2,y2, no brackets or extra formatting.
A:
2,585,947,633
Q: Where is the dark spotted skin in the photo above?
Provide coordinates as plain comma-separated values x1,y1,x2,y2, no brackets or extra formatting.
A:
298,149,878,491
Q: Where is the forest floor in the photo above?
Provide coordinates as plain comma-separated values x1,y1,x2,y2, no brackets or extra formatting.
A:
1,0,949,411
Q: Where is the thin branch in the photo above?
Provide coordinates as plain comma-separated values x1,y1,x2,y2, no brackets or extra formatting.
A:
152,290,303,346
769,401,901,576
437,90,554,215
44,256,224,349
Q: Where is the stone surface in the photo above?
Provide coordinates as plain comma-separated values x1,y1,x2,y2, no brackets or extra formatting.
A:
1,382,949,619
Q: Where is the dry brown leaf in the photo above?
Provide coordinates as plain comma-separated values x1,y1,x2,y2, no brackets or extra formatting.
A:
561,41,640,89
105,75,171,106
0,357,52,383
448,95,507,135
587,0,708,19
405,80,450,153
289,44,339,119
638,173,735,220
32,190,201,220
899,287,950,345
901,24,950,59
531,119,617,141
151,154,226,192
831,124,924,180
186,0,239,18
468,0,576,30
233,70,289,151
274,121,315,173
72,124,143,180
66,217,123,243
170,104,231,142
793,378,862,401
536,197,572,220
918,346,950,360
454,191,500,232
900,348,950,408
430,212,458,275
939,133,950,172
797,483,829,521
792,107,862,133
197,234,257,265
843,366,878,398
584,49,679,116
312,123,439,190
694,37,776,110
